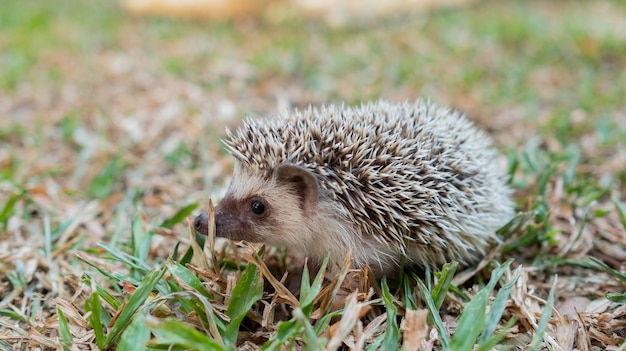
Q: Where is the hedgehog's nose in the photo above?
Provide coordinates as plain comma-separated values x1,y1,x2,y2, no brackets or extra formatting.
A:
193,212,209,235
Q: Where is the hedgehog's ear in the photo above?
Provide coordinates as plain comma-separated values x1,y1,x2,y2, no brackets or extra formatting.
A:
275,163,319,216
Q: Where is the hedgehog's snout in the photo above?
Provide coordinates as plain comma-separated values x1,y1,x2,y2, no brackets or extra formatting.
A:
193,207,232,236
193,212,209,236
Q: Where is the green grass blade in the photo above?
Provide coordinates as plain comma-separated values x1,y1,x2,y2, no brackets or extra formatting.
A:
56,307,72,351
87,157,122,198
416,277,450,348
432,261,458,310
161,202,198,228
76,255,128,285
104,268,166,348
180,231,207,266
476,317,518,351
528,278,556,351
0,193,20,225
149,317,234,351
293,308,326,350
497,211,534,242
449,260,510,350
117,313,151,351
50,218,74,243
223,263,263,345
378,277,401,350
403,273,417,310
478,260,517,346
81,273,121,310
153,289,227,341
300,254,329,316
314,309,344,336
131,212,151,263
0,309,27,323
167,259,213,298
448,289,488,351
553,257,626,283
606,292,626,303
84,291,106,349
299,261,311,307
587,257,626,282
97,241,152,273
261,319,299,351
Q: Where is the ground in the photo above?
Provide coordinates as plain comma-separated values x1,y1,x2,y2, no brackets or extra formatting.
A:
0,0,625,350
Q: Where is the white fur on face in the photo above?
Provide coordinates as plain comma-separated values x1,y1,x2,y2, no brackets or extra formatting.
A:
227,164,318,250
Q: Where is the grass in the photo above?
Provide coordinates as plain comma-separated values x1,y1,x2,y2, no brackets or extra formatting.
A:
1,0,626,349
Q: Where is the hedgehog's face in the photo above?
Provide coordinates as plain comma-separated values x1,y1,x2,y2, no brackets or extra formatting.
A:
211,163,322,249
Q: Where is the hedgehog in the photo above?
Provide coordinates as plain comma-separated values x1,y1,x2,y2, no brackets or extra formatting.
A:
194,99,514,277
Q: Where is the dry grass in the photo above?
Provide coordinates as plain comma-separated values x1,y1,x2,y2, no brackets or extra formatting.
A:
1,0,625,350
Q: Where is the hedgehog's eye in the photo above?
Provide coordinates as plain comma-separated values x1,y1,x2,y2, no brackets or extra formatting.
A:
250,200,266,215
